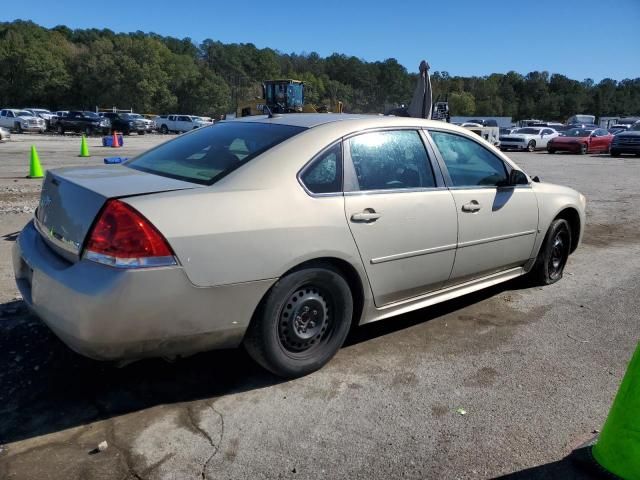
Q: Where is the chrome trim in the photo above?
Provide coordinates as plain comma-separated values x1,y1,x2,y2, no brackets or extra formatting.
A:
344,186,447,196
370,243,457,264
34,215,81,255
84,250,178,268
458,230,536,249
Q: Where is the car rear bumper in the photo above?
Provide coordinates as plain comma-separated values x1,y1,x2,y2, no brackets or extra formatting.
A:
13,221,274,361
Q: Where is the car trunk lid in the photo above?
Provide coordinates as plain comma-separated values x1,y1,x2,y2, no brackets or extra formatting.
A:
35,165,203,262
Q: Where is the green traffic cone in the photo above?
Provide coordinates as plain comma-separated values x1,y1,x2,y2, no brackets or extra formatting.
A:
79,135,90,157
28,145,44,179
592,341,640,479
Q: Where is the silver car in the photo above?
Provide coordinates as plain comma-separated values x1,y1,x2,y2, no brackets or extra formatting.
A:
13,114,586,377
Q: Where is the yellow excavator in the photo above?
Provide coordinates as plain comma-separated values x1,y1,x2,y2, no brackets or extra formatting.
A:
235,79,342,117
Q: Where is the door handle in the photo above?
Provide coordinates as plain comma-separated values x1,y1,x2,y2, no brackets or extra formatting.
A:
461,201,481,213
351,209,381,223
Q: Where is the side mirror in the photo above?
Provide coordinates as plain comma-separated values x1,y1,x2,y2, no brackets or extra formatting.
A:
508,169,529,186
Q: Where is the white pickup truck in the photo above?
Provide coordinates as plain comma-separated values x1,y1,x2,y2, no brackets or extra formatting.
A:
0,108,46,133
154,115,212,134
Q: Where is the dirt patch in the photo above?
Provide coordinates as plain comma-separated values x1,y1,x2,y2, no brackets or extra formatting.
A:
583,221,640,247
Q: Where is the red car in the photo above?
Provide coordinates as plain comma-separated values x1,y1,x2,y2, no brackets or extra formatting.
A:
547,128,614,154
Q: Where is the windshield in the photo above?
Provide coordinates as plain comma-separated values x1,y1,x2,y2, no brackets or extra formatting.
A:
126,114,142,119
17,111,33,117
563,128,593,137
83,112,100,118
515,128,540,134
631,124,640,131
127,122,305,185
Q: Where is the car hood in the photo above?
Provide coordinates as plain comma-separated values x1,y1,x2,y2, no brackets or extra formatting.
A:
615,131,640,138
17,115,41,121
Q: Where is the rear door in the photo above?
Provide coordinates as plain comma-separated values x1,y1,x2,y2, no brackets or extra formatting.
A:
343,129,458,306
427,129,539,284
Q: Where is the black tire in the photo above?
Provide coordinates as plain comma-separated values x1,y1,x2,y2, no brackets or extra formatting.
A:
84,126,92,136
138,130,145,135
244,266,353,378
610,150,620,157
530,219,572,285
527,140,536,152
15,122,22,134
57,124,64,135
580,143,588,155
547,148,555,154
160,124,168,134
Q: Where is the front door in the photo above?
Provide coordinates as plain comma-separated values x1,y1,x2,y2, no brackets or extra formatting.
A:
343,129,458,306
428,130,539,284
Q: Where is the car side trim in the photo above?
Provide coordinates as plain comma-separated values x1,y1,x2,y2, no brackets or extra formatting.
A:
457,229,537,249
370,243,457,265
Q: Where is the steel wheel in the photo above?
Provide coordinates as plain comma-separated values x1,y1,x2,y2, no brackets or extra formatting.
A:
278,286,332,355
244,266,353,378
548,229,569,281
530,218,572,285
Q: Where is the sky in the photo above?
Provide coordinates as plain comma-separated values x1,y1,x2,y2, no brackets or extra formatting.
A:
3,0,639,81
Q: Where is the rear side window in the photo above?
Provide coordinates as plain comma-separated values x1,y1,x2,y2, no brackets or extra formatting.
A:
300,142,342,194
347,130,435,191
430,131,507,187
127,122,305,185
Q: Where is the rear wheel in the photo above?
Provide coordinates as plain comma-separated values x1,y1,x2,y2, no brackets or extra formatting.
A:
530,219,572,285
527,140,536,152
547,148,555,154
244,266,353,378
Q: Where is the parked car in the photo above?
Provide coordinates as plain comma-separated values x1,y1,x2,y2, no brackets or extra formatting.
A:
56,111,111,136
609,125,631,135
547,128,613,154
155,114,211,134
499,127,559,151
24,108,55,129
100,112,148,135
0,109,46,133
610,123,640,157
13,114,586,377
0,126,10,142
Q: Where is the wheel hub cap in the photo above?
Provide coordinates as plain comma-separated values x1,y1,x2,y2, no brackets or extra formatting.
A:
279,288,329,352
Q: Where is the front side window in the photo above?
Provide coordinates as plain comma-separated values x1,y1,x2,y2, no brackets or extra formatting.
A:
430,131,508,187
300,142,342,194
127,122,305,185
347,130,435,191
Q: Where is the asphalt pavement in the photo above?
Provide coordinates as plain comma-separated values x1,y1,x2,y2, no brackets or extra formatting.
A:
0,133,638,479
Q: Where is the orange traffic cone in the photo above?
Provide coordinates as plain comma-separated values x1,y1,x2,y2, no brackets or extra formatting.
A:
111,131,121,148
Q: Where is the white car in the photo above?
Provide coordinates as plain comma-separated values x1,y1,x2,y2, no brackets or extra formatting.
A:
24,108,55,129
500,127,559,152
0,109,46,133
155,114,211,134
0,126,10,142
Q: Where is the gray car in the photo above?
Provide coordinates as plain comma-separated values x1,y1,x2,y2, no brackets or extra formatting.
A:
13,114,586,377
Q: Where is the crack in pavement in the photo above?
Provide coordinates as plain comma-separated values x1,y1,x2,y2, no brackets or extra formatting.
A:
185,402,224,480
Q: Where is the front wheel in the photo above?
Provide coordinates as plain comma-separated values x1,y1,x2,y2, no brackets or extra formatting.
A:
547,148,556,154
57,124,64,135
160,125,168,134
529,219,572,285
244,266,353,378
580,143,588,155
527,140,536,152
15,123,22,134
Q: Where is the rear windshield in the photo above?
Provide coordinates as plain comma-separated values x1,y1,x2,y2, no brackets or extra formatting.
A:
126,121,305,185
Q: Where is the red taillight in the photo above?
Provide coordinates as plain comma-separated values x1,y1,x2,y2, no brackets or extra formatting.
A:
84,199,176,268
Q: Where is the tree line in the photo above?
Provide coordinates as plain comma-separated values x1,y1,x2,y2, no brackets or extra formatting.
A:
1,20,639,120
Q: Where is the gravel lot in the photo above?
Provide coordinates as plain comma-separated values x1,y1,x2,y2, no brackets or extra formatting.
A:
0,132,638,479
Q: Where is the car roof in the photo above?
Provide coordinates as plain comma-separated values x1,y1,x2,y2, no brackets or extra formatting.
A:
230,113,459,130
